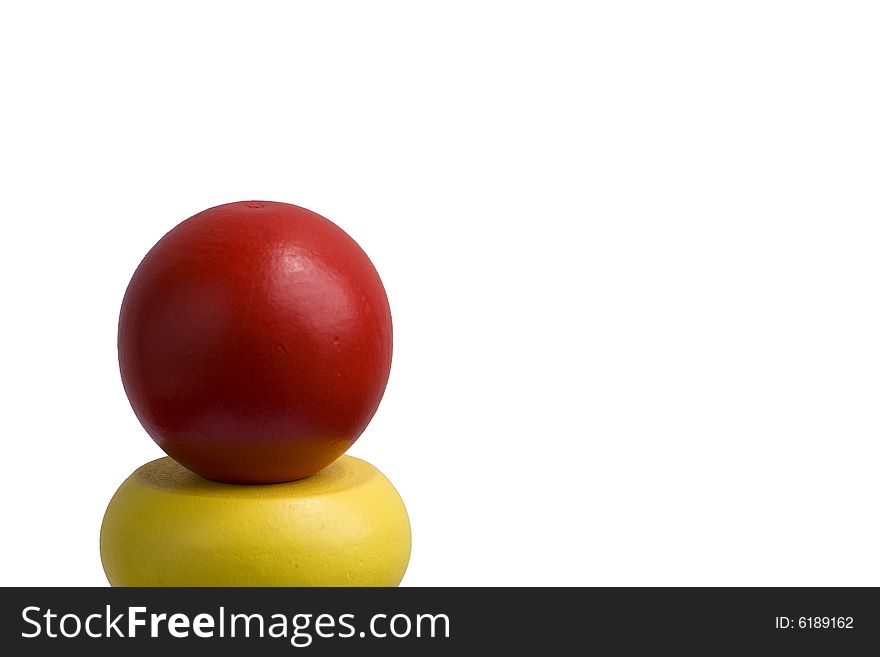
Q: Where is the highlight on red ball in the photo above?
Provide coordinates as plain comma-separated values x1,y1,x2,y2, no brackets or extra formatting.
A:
117,201,393,484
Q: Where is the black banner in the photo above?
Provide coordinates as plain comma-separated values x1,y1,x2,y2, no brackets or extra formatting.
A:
1,588,877,655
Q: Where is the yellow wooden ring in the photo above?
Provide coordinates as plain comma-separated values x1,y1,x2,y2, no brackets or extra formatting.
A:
100,455,411,586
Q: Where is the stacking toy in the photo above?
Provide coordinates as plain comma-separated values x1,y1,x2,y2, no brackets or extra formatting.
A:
101,201,410,586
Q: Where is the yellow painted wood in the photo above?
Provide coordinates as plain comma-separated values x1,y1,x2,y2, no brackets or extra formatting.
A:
100,455,411,586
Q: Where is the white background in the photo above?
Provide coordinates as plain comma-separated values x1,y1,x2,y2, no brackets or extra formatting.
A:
1,2,879,587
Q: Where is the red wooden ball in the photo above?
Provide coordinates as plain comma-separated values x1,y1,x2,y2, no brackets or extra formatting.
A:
118,201,392,484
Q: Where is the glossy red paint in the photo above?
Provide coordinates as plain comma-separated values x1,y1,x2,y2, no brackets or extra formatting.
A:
118,201,392,484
